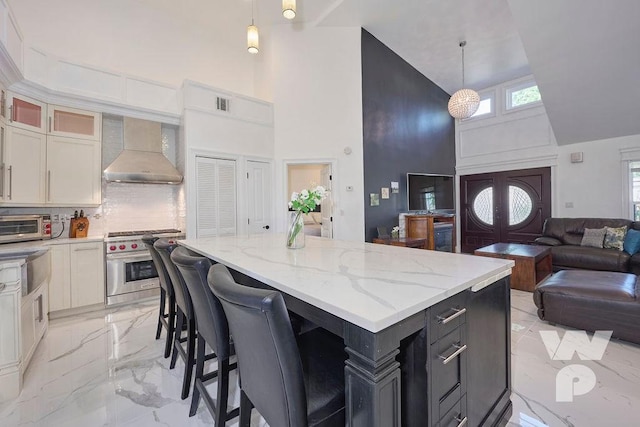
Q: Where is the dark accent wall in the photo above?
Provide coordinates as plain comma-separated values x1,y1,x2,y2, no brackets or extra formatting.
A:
362,29,455,242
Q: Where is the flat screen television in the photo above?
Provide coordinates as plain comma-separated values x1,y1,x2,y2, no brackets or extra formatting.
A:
407,173,455,212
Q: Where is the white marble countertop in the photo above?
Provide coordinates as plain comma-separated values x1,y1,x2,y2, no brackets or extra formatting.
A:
180,234,514,332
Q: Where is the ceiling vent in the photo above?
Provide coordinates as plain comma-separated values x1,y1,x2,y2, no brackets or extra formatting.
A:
216,97,230,112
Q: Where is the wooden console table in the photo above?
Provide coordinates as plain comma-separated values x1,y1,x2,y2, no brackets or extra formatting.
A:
474,243,552,292
405,214,456,252
373,237,427,249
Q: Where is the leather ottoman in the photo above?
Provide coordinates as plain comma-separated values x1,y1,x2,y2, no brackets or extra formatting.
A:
533,270,640,345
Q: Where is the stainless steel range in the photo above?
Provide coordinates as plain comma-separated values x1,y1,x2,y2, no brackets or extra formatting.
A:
105,229,183,306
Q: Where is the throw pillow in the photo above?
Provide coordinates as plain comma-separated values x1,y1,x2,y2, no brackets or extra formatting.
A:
580,228,606,248
623,229,640,255
604,226,627,251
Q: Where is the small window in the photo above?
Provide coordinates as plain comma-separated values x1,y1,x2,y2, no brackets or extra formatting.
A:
630,162,640,220
506,81,542,110
469,96,493,118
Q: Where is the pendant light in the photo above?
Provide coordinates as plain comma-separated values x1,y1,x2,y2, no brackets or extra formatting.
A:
448,41,480,119
247,0,259,54
282,0,296,20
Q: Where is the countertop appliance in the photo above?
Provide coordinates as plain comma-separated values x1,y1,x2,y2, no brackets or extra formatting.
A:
105,229,183,306
0,214,52,243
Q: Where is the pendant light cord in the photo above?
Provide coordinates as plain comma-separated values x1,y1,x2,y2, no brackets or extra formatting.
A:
460,41,467,87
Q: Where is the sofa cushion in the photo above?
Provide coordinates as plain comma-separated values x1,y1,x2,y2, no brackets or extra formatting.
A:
604,226,627,251
580,228,606,248
542,218,633,246
624,229,640,255
536,270,637,302
550,245,631,272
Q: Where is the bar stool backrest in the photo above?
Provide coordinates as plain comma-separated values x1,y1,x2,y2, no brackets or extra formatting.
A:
142,235,174,297
154,239,192,316
171,247,231,360
209,264,308,427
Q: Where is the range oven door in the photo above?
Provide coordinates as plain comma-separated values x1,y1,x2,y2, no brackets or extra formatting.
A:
106,252,159,298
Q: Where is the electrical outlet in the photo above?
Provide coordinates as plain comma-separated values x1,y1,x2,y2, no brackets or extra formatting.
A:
52,214,60,221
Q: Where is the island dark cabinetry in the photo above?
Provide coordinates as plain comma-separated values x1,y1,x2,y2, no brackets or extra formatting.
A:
401,278,511,426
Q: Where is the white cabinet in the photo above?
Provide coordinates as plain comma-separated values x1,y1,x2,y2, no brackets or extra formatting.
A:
6,92,46,133
0,260,24,402
48,105,101,141
70,242,105,307
4,126,47,204
0,93,102,207
48,244,71,312
49,241,104,312
47,136,101,205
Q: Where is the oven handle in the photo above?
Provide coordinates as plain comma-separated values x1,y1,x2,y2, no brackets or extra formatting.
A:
106,252,152,262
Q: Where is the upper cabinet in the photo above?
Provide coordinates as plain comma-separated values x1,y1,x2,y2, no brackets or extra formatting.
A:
0,92,102,206
48,105,101,141
6,92,46,133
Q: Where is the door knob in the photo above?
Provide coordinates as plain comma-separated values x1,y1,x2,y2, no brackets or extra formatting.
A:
263,225,270,230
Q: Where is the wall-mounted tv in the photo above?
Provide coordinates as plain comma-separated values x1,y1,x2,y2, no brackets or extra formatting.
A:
407,173,455,211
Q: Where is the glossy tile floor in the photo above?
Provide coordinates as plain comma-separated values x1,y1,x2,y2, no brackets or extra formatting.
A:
1,290,638,426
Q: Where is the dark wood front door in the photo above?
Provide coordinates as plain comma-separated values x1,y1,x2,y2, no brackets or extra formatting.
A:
460,167,551,253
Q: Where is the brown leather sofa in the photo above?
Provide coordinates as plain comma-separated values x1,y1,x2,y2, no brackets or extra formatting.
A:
534,218,640,274
534,270,640,345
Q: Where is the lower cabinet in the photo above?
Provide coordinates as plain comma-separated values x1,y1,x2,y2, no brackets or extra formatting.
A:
49,241,104,313
21,283,48,370
400,278,511,427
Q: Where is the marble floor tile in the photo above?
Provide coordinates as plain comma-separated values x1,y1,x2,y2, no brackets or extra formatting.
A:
1,291,639,426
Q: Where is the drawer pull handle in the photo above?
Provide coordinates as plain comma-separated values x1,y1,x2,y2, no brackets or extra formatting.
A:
0,283,5,292
455,415,468,427
439,343,467,365
436,307,466,324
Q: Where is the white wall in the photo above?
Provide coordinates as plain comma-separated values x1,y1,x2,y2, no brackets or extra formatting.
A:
288,164,323,194
456,75,640,221
8,0,257,97
264,25,364,241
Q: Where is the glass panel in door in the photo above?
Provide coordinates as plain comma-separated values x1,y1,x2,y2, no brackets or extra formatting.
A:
12,98,42,129
53,110,95,136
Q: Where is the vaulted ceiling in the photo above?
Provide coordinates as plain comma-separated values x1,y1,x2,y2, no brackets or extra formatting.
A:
9,0,640,145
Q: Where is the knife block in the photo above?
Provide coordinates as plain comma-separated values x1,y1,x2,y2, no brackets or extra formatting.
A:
69,217,90,238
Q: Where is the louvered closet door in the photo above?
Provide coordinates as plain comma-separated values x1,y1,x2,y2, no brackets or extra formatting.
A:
196,156,237,238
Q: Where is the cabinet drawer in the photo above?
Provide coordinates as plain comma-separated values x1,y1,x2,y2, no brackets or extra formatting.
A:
438,396,467,427
431,327,467,416
429,291,467,344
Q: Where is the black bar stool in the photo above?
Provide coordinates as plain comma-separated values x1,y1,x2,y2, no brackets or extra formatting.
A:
154,238,196,400
171,247,240,424
142,235,176,358
209,264,346,427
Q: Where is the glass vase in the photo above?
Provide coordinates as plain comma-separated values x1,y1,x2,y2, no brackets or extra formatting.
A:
286,211,305,249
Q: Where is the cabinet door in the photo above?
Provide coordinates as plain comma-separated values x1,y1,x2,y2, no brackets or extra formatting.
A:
48,244,71,312
0,124,6,202
48,105,101,141
47,136,101,205
20,296,35,365
4,127,47,204
0,287,20,366
6,92,46,133
70,242,105,308
33,286,48,342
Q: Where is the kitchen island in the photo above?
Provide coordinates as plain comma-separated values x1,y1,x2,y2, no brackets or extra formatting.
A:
180,234,514,427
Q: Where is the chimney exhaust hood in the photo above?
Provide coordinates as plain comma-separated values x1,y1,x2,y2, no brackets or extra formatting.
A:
104,117,183,184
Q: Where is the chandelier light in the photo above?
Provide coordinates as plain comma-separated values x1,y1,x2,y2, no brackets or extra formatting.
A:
247,0,259,54
282,0,296,20
448,41,480,119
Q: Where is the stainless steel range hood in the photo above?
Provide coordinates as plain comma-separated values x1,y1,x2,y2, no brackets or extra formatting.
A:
104,117,183,184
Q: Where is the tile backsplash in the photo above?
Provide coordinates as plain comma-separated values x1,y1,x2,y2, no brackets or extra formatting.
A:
0,115,185,238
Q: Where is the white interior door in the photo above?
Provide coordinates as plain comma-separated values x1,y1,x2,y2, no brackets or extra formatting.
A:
195,156,237,238
247,160,272,234
320,164,333,238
